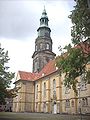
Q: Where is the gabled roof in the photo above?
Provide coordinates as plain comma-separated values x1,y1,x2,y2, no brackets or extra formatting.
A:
18,71,35,81
16,59,57,82
34,60,57,80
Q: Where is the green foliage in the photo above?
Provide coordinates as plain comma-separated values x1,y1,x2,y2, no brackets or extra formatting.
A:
0,46,14,104
56,0,90,93
56,47,89,93
69,0,90,44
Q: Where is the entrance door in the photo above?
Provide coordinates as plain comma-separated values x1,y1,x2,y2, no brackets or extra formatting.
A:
53,103,57,114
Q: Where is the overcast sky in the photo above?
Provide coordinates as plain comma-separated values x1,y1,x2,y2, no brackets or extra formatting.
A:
0,0,75,84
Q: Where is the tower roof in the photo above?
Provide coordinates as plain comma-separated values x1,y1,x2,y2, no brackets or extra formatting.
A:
41,6,48,19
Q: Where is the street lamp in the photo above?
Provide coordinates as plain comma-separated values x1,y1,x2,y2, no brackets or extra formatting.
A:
77,84,82,120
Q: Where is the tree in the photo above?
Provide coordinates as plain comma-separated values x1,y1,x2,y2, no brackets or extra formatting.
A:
0,45,14,104
56,0,90,93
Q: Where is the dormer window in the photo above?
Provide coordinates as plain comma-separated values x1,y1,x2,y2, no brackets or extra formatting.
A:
46,43,49,49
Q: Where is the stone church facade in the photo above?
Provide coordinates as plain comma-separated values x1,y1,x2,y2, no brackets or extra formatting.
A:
13,8,90,114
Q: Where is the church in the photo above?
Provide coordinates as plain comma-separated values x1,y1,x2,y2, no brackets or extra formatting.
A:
13,8,90,114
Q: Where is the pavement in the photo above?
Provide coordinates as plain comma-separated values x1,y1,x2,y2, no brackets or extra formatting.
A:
0,112,90,120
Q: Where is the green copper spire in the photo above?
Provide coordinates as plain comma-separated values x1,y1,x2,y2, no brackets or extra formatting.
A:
40,6,49,27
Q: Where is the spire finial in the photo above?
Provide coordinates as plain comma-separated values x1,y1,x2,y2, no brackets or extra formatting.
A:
44,5,45,10
43,5,46,14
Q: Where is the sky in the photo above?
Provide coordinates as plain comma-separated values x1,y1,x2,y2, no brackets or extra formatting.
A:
0,0,75,86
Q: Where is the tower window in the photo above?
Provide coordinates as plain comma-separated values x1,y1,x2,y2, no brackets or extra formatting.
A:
46,43,49,49
35,45,37,51
41,19,44,24
40,43,43,49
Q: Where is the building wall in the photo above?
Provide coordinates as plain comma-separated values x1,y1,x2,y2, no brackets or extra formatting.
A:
13,63,90,114
61,63,90,114
34,64,90,114
13,80,34,112
34,71,62,114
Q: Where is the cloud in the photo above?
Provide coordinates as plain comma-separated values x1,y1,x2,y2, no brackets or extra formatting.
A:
0,0,75,73
0,0,75,40
0,0,40,39
1,38,34,72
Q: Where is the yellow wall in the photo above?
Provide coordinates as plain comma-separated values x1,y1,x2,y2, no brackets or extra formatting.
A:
13,63,90,114
34,71,62,113
13,80,34,112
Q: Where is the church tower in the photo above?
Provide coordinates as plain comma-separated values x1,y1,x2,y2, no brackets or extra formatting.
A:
32,7,56,73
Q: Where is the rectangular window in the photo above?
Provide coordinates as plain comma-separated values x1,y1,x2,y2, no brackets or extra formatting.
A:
82,98,88,106
81,82,87,91
65,87,70,94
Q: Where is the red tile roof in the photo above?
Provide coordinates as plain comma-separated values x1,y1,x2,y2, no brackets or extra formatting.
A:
76,40,90,54
34,60,57,80
17,60,57,81
18,71,35,81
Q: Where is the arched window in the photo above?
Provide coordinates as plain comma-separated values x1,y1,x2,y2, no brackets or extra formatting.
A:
40,43,43,49
36,85,38,99
35,45,37,51
41,19,44,24
53,79,56,98
53,79,56,91
46,43,49,49
43,82,46,97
